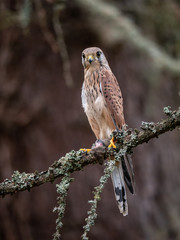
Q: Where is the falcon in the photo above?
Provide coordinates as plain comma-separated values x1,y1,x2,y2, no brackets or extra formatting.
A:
81,47,134,216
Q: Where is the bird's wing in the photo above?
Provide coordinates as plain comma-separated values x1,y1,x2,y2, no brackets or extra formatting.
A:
100,67,135,193
100,68,125,129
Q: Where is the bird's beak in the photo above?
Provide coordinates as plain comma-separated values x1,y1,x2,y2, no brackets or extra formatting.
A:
88,55,94,64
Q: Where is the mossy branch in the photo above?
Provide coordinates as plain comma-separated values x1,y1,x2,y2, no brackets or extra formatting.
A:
53,174,74,240
82,160,116,240
0,107,179,197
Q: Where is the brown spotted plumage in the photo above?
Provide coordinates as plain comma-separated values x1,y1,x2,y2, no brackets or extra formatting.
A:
81,47,134,216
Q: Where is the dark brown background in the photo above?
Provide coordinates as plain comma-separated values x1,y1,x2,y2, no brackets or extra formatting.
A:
0,1,180,239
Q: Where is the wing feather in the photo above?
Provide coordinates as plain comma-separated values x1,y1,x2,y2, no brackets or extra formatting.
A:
100,68,125,129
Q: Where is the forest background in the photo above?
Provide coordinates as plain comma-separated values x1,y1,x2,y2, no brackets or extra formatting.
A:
0,1,180,240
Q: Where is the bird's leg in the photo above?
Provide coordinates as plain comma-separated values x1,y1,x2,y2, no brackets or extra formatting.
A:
108,137,116,148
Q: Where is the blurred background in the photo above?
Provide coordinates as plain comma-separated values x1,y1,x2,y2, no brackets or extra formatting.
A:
0,0,180,239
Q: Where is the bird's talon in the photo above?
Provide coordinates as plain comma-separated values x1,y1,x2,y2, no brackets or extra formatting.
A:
108,137,116,148
80,148,91,152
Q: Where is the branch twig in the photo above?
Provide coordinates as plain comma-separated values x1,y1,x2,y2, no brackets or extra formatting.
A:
53,174,73,240
82,160,116,240
35,1,74,87
52,4,74,87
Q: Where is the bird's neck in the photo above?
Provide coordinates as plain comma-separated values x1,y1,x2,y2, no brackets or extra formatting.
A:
84,63,110,73
85,65,100,74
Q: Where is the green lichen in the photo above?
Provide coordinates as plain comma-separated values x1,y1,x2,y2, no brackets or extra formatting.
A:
112,125,129,145
81,160,115,240
163,106,172,116
164,106,180,122
141,121,156,131
51,150,86,176
11,171,33,190
53,174,73,240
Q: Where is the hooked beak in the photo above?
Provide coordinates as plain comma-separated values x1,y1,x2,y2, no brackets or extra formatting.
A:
88,55,94,64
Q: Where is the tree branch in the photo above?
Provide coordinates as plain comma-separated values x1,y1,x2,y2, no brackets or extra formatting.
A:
52,3,74,88
0,107,179,197
75,0,180,75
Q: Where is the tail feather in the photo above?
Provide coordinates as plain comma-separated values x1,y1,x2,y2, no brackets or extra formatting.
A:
111,154,134,216
126,154,134,182
111,161,128,216
121,155,134,194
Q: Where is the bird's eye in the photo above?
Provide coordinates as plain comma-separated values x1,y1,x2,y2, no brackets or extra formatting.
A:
82,53,85,59
96,51,102,57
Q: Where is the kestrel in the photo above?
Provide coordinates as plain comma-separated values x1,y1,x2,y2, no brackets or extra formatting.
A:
81,47,134,216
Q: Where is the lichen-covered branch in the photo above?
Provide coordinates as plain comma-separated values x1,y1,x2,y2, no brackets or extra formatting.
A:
82,160,116,240
114,107,180,152
75,0,180,75
53,174,74,240
0,147,106,197
0,107,179,197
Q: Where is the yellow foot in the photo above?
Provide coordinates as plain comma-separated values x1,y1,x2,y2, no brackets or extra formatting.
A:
108,137,116,148
80,148,91,152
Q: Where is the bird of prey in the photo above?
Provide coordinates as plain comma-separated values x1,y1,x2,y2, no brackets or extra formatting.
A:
81,47,134,216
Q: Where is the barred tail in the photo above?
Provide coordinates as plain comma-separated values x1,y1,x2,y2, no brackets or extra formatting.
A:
111,154,134,216
111,161,128,216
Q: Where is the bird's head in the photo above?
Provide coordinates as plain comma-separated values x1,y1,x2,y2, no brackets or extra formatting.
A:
81,47,109,70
